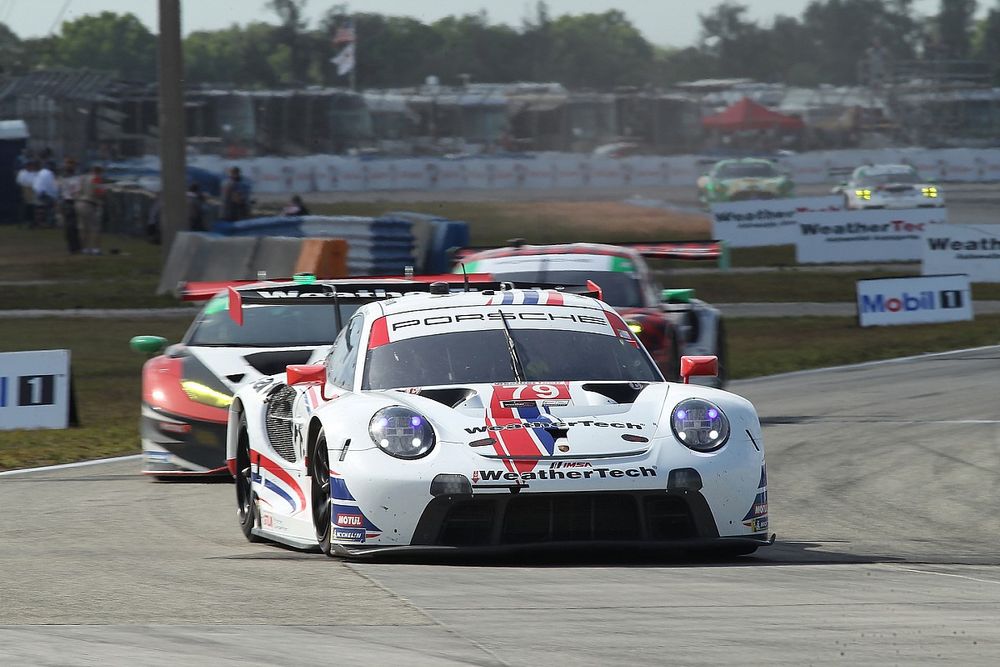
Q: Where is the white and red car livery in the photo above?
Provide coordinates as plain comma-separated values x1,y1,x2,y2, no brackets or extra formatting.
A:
456,241,727,386
226,279,770,557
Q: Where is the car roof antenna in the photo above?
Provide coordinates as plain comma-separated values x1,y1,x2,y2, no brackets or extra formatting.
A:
460,262,470,292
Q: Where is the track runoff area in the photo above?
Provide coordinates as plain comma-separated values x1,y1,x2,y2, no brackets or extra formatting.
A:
1,347,998,664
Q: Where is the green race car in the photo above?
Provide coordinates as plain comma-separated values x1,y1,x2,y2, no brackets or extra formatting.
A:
696,158,794,205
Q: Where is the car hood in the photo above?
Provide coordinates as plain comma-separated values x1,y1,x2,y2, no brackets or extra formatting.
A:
719,176,784,191
388,380,669,463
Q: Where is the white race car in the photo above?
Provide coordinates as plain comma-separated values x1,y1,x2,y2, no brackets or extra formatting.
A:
226,280,771,558
835,164,944,209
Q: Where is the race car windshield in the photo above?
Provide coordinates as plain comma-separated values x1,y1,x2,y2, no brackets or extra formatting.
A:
716,163,777,178
857,170,919,186
363,329,661,389
186,303,360,347
486,270,643,308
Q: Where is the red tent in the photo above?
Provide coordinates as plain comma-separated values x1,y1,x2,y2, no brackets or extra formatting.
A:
701,97,804,131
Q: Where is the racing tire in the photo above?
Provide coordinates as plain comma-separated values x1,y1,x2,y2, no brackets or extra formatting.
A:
235,415,262,542
310,428,334,557
714,319,728,389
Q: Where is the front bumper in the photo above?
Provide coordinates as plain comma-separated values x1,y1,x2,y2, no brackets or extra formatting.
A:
333,489,771,558
141,403,229,476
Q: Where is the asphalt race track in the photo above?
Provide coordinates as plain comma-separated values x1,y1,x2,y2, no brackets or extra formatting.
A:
2,347,999,665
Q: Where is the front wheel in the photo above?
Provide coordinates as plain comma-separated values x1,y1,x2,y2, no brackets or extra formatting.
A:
310,428,333,556
235,415,261,542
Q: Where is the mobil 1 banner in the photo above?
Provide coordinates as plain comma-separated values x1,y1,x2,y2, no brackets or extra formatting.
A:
856,274,972,327
0,349,71,430
796,208,948,264
922,223,1000,283
710,195,842,248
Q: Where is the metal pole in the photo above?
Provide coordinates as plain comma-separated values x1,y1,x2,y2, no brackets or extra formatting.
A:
158,0,186,260
349,15,357,92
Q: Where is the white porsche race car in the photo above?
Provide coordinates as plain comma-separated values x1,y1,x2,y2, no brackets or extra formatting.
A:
835,164,944,209
226,279,771,558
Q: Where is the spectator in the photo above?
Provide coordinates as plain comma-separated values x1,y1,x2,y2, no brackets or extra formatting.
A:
15,159,38,226
220,166,251,221
187,182,207,231
76,165,106,255
59,158,82,254
281,194,309,216
33,160,59,228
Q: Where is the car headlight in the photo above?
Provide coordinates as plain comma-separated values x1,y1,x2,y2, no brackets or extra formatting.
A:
180,380,233,408
855,189,872,200
671,399,730,452
369,406,436,459
921,186,938,198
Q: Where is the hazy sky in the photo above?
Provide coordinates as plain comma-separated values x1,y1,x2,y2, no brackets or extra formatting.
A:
2,0,950,48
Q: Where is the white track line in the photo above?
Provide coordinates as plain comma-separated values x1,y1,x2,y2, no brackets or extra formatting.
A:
0,454,142,477
733,344,1000,385
890,565,1000,586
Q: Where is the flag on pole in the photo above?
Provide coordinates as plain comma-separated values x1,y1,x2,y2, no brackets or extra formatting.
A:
332,19,355,45
332,42,355,76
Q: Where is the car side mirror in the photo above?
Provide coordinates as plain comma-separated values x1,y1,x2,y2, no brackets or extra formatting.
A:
286,364,325,386
661,288,694,304
680,355,718,384
130,335,168,355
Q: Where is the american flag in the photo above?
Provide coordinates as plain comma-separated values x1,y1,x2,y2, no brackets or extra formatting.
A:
332,20,355,45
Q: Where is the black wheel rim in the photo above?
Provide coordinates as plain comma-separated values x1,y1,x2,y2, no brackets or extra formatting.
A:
235,426,252,518
311,436,331,540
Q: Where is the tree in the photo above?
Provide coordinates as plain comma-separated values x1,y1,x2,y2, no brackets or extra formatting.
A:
266,0,310,84
49,12,156,80
973,5,1000,81
937,0,978,59
544,11,654,88
185,23,285,87
0,22,24,75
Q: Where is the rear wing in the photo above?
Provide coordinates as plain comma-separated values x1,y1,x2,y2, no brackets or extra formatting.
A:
617,240,723,262
452,240,726,265
227,278,603,328
179,273,496,302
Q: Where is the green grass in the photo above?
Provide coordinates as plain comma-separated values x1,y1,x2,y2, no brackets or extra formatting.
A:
728,315,1000,378
0,317,191,471
2,313,997,471
0,226,177,309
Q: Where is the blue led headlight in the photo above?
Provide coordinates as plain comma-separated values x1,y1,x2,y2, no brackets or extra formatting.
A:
369,406,436,459
671,398,730,452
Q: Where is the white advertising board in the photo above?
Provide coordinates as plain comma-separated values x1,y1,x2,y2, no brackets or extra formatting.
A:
922,223,1000,283
0,350,72,430
796,208,948,264
711,195,843,248
856,274,973,327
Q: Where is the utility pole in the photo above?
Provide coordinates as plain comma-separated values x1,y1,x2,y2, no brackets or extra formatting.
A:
158,0,186,259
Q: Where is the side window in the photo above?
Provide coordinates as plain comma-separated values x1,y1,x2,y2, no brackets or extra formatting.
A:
327,314,364,389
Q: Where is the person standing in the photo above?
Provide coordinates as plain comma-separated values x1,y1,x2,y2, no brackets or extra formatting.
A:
59,158,82,254
32,160,59,228
220,166,251,221
186,182,206,231
15,159,38,226
75,164,106,255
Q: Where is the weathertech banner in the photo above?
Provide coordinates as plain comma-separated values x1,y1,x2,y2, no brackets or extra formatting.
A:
710,196,842,248
856,274,973,327
796,208,948,264
922,223,1000,283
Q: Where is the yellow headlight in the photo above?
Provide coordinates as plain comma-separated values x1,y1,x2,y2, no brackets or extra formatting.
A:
921,186,938,198
627,322,643,335
180,380,233,408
